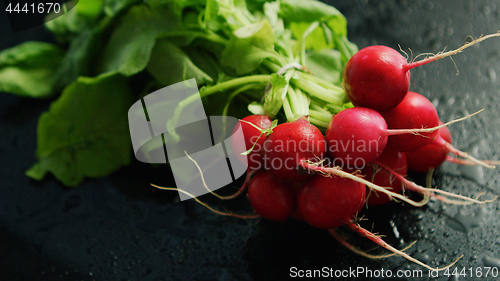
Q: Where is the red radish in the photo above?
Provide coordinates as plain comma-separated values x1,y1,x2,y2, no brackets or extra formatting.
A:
231,114,272,170
297,174,366,229
290,182,305,221
263,117,326,182
326,106,445,167
364,149,407,206
406,118,499,170
381,91,439,152
295,166,475,270
343,33,500,111
406,123,452,173
326,107,388,167
247,170,296,222
343,46,411,112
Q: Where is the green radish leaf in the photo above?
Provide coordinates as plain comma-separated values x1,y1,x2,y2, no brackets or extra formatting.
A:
263,73,287,117
45,0,104,41
305,48,343,85
26,72,134,187
333,35,359,65
232,19,275,50
248,102,264,115
280,0,349,52
54,28,103,91
183,47,221,83
0,42,64,98
279,0,347,35
146,39,213,86
145,0,206,20
204,0,255,32
103,0,141,17
221,19,276,75
97,4,179,76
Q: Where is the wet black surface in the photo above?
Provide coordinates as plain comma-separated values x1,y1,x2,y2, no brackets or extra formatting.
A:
2,1,500,280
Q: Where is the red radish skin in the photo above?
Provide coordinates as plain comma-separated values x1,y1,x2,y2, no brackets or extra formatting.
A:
343,46,411,112
364,149,407,206
326,107,442,168
263,117,326,182
297,174,366,229
231,115,272,170
290,182,305,221
382,91,440,152
344,33,500,111
326,107,388,167
406,123,452,173
247,170,296,222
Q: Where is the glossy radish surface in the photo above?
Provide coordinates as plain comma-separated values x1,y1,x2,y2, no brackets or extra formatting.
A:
231,115,272,170
343,45,411,112
325,106,440,168
382,91,440,152
297,174,366,229
247,170,296,222
326,107,389,167
263,118,326,182
364,148,407,206
406,123,452,173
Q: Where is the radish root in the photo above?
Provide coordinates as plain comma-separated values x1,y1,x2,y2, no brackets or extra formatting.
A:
299,160,429,207
374,161,498,205
329,228,417,259
446,155,500,166
386,109,483,136
184,150,256,200
444,141,495,169
406,32,500,70
347,222,463,271
151,184,260,219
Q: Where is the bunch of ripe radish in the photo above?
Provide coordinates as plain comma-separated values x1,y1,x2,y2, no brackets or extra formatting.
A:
228,34,500,270
153,33,500,270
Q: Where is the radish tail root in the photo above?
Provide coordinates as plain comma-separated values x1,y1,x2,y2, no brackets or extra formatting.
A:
374,161,497,205
151,184,260,219
443,142,496,169
385,109,483,136
299,160,429,207
346,222,463,271
185,151,256,200
446,155,500,166
405,32,500,70
329,228,417,259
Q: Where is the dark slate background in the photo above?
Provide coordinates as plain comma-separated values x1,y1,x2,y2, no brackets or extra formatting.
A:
1,0,500,280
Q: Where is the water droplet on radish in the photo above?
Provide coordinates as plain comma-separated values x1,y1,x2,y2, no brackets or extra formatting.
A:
482,255,500,267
